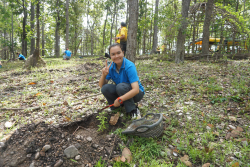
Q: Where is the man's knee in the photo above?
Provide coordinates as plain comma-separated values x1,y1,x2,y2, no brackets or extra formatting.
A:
116,83,131,95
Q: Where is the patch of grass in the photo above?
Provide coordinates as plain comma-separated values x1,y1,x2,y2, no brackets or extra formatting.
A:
129,137,163,162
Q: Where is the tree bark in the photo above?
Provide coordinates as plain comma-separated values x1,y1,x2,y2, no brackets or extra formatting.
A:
42,1,45,57
66,0,69,49
30,2,35,55
126,0,129,24
202,0,214,55
12,11,14,59
126,0,139,63
55,0,60,58
151,0,159,54
110,2,116,45
175,0,191,64
142,0,147,54
22,0,27,57
102,9,108,53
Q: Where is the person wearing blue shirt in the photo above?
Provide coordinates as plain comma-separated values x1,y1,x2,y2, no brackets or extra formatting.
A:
64,48,72,60
16,53,26,61
99,43,144,119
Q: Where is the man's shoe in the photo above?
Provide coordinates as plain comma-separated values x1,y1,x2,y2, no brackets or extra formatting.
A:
131,108,141,120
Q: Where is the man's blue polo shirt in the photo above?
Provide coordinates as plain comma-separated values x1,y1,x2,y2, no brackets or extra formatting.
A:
18,54,26,60
65,50,72,57
106,57,144,93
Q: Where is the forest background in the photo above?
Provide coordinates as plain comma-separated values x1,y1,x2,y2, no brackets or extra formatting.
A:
0,0,249,63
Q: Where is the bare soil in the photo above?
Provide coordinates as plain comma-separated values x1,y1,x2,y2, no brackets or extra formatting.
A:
0,113,125,167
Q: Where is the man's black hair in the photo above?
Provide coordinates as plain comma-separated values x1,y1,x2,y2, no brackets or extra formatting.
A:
121,22,126,27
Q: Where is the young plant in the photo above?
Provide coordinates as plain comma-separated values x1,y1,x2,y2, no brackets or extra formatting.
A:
96,111,108,132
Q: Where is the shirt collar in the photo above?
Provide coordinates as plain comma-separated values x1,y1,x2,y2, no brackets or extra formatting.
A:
111,57,126,70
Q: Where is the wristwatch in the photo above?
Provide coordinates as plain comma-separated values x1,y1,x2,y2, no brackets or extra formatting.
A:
118,37,120,39
117,97,123,104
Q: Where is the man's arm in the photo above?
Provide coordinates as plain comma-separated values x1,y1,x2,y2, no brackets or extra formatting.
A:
113,81,139,107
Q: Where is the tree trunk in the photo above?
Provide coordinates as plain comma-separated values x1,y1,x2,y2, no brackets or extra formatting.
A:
12,11,14,59
142,0,147,54
55,10,60,58
91,29,94,56
150,0,159,54
202,0,214,55
126,0,129,24
65,0,69,49
110,3,116,45
126,0,139,63
192,0,196,54
54,0,60,58
42,2,45,57
36,1,40,50
102,9,108,53
175,0,191,64
22,0,27,57
232,0,239,54
30,2,35,55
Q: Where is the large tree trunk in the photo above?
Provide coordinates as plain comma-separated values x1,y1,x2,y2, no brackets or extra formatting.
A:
202,0,214,55
25,0,45,69
30,2,35,55
65,0,69,49
126,0,139,63
175,0,191,64
42,2,45,57
150,0,159,54
22,0,27,57
55,0,60,58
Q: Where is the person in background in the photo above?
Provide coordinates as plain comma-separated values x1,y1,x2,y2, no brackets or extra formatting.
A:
64,48,72,60
157,46,160,54
113,28,121,44
114,22,127,56
16,53,26,61
99,43,144,119
0,59,2,68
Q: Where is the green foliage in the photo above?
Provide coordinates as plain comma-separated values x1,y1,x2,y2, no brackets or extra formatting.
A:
96,111,108,132
230,95,243,102
130,137,163,162
209,95,227,104
94,157,106,167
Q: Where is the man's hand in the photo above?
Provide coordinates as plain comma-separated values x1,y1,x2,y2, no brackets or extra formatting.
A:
101,59,112,76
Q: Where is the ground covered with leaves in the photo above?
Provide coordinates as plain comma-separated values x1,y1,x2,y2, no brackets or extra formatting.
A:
0,56,250,166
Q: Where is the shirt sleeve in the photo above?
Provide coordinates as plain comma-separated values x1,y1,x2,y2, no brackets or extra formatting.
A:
126,64,139,84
